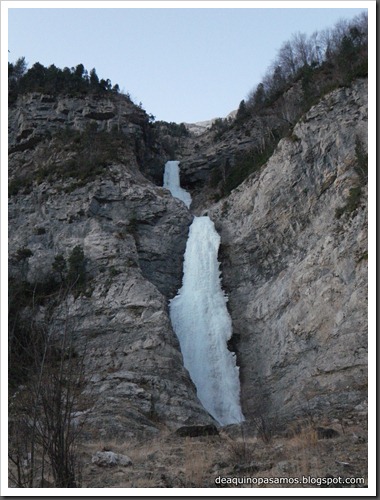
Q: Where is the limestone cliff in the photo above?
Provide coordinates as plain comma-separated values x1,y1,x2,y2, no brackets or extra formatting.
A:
208,78,368,425
8,92,215,438
8,77,368,437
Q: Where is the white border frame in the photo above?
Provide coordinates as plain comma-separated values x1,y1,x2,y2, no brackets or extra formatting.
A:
1,1,376,496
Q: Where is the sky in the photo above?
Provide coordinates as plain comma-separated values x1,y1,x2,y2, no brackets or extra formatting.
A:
6,2,369,124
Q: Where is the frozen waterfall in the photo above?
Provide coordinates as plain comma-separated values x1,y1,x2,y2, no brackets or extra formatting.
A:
163,160,192,208
164,160,244,425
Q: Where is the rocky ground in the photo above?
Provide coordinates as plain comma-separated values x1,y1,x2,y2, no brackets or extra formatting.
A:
79,415,368,490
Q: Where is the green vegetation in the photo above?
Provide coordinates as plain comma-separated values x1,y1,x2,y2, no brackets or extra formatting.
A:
50,246,89,296
223,143,277,196
14,246,33,262
8,176,33,196
8,60,122,104
52,254,67,282
335,186,363,219
210,117,233,141
45,125,131,182
127,215,139,234
357,250,368,263
109,266,121,277
9,245,89,387
67,245,87,289
8,242,96,487
152,121,190,158
287,133,301,143
210,126,285,198
235,99,250,125
354,135,368,182
34,226,46,235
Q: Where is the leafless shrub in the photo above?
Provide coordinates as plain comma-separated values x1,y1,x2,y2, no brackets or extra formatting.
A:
8,295,91,488
252,414,273,444
225,425,256,464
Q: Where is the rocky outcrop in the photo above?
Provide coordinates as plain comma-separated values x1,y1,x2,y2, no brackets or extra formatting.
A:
208,78,368,425
8,93,215,438
9,92,148,143
8,92,165,184
9,166,216,437
91,451,132,467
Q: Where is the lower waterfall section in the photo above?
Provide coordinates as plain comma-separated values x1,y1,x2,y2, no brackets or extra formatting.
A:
169,216,244,426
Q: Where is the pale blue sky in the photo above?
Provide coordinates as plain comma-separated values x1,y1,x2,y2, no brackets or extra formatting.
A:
7,3,367,123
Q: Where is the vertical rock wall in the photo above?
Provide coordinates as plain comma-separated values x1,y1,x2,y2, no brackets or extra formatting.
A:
209,79,368,425
8,93,216,438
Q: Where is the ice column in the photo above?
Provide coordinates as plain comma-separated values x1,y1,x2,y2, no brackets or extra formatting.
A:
164,161,244,425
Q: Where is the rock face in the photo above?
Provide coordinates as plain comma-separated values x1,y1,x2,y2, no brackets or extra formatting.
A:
8,91,165,183
208,78,368,425
9,92,144,149
8,93,215,438
177,80,306,210
9,174,215,438
8,77,368,438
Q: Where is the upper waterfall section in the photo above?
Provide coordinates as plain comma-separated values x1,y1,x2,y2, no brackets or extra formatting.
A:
163,161,192,209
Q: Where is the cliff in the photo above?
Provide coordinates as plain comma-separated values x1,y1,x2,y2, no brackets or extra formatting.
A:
8,92,215,439
209,78,368,425
8,78,368,438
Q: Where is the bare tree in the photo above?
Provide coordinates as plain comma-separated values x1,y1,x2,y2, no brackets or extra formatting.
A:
292,31,312,68
278,40,297,78
8,275,91,488
308,31,323,66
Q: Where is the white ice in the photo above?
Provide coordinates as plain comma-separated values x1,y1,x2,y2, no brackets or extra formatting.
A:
169,216,244,426
163,160,244,425
163,160,192,208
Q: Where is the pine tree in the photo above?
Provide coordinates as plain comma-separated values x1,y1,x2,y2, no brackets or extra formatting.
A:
236,99,249,123
89,68,99,87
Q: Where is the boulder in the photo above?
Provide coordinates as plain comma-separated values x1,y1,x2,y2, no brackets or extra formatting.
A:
91,451,132,467
175,424,219,438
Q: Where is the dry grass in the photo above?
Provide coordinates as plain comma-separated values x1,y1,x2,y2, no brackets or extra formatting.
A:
224,434,257,464
181,437,215,487
283,425,321,478
72,416,368,489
